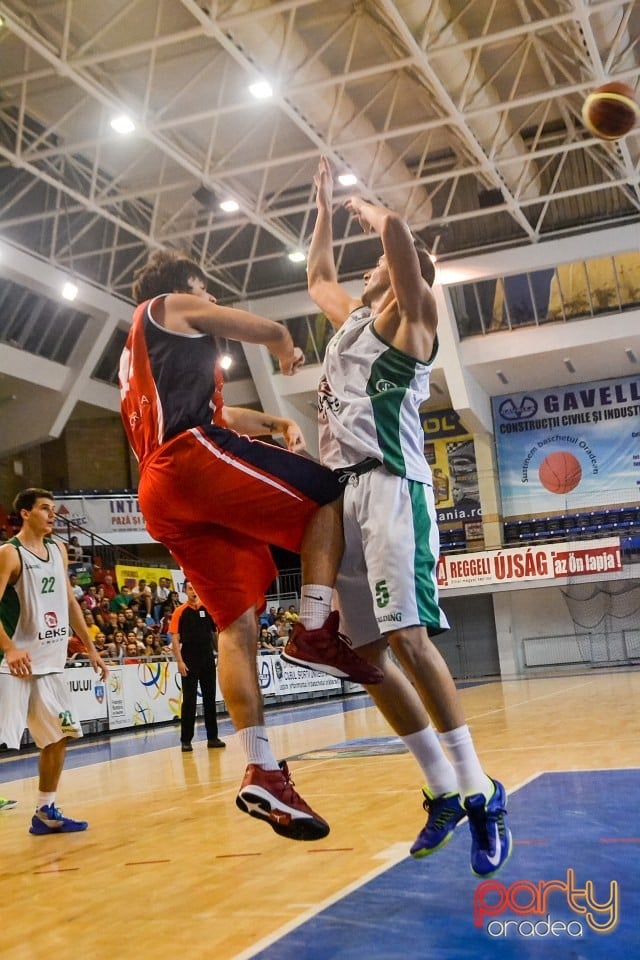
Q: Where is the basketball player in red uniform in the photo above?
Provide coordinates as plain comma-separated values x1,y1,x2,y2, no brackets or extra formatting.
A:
120,251,382,842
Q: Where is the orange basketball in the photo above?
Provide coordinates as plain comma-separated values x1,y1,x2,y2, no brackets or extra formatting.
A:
538,451,582,495
581,81,640,140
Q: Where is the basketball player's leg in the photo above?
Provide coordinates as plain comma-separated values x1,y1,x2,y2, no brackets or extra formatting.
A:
28,676,87,834
167,529,331,841
342,472,512,874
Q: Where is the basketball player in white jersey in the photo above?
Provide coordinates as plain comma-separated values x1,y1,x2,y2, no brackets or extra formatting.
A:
285,157,511,878
0,488,108,834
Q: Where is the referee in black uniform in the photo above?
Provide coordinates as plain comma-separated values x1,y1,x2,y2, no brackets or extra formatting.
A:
170,581,225,751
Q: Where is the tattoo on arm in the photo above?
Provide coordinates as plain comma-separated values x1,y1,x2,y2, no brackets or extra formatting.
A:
261,420,279,433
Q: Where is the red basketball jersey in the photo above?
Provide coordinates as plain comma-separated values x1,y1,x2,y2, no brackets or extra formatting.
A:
119,296,224,469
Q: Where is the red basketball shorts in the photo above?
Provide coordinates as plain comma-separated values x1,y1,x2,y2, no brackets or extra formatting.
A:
138,424,341,630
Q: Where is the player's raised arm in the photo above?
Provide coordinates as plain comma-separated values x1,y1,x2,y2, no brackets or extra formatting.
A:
307,157,362,328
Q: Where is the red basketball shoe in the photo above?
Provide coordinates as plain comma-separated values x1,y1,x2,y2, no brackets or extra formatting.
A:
236,761,329,841
281,611,383,685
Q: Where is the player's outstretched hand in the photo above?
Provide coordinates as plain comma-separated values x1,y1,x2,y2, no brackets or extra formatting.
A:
282,420,306,453
279,346,305,376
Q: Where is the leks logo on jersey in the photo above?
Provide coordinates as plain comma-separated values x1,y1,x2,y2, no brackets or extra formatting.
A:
39,611,68,642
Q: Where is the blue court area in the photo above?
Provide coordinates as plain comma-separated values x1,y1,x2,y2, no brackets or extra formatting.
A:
251,769,639,960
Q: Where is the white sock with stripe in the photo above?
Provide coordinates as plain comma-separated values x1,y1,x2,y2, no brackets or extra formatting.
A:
237,726,280,770
299,584,332,630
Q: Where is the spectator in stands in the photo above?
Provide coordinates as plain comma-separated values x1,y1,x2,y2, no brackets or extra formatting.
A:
267,616,290,648
144,636,166,659
101,574,117,601
69,574,85,602
94,598,112,631
123,608,136,629
0,527,8,543
127,630,145,655
132,578,153,617
133,616,152,641
93,632,108,658
83,611,100,644
67,536,82,562
84,585,99,611
111,630,127,660
110,584,132,613
123,639,141,663
154,577,172,621
284,604,300,624
147,581,158,617
67,634,89,661
159,605,173,643
102,611,119,639
258,625,278,654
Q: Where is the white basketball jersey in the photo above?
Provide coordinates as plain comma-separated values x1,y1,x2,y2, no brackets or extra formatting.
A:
0,538,70,675
319,306,434,481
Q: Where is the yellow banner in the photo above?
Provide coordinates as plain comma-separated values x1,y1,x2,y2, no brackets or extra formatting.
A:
115,564,178,590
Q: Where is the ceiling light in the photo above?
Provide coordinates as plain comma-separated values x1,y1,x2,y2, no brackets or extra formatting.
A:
288,251,306,263
219,199,239,213
563,358,575,373
62,281,78,301
219,354,233,370
249,80,273,100
625,347,637,363
110,115,136,135
338,173,357,187
496,370,508,384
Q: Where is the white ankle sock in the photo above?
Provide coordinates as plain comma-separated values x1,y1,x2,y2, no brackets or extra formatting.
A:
439,724,493,799
299,584,332,629
399,726,458,796
36,792,56,811
237,726,279,770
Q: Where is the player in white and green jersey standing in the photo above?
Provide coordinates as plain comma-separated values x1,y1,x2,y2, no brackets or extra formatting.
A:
0,488,108,834
283,157,511,879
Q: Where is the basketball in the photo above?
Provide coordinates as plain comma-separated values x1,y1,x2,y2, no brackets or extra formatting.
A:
538,451,582,494
581,82,640,140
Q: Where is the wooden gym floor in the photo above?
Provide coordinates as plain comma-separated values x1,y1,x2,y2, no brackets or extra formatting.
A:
1,668,639,959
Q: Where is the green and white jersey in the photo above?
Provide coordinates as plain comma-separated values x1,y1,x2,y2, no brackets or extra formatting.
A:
0,536,69,675
319,306,434,481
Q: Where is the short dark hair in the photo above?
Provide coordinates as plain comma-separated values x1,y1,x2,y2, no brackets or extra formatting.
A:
13,487,54,514
413,239,436,287
132,250,208,303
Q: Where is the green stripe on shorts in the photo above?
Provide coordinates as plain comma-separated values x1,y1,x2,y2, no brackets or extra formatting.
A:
409,480,439,628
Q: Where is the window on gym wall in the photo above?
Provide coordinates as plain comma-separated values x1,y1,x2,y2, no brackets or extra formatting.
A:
273,313,335,369
0,277,90,363
449,251,640,338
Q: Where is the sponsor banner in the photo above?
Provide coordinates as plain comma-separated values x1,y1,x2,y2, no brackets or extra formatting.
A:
105,666,129,729
420,409,482,524
118,660,182,727
257,656,342,696
436,538,622,590
492,374,640,517
54,495,147,534
63,667,108,721
114,563,183,595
